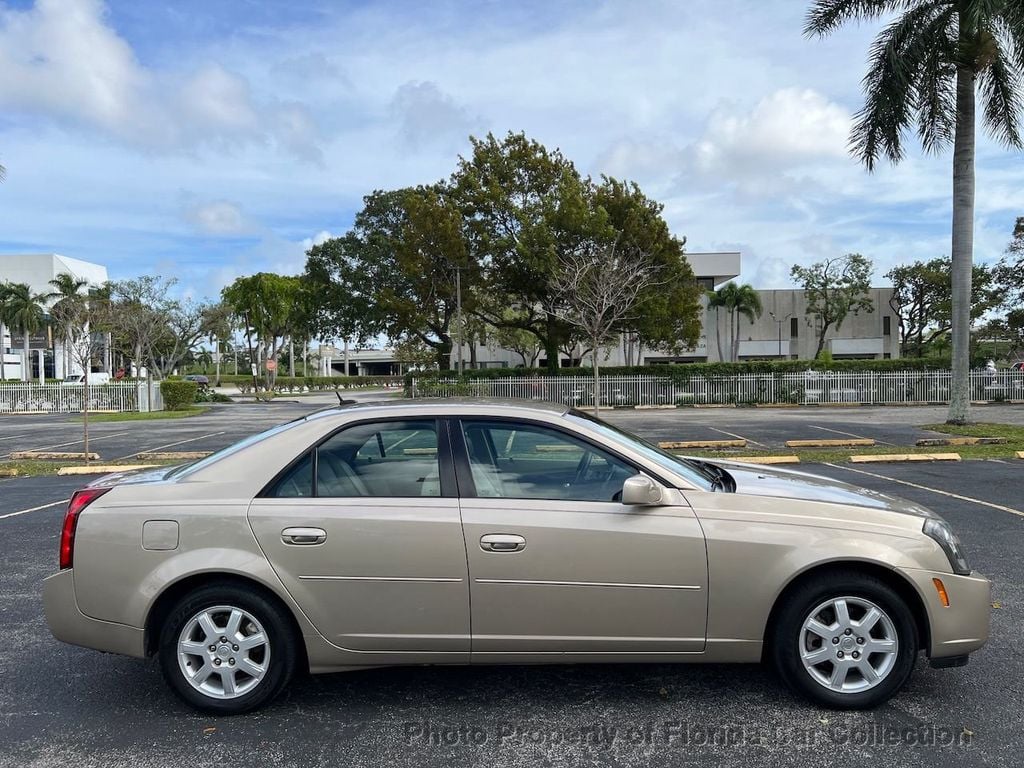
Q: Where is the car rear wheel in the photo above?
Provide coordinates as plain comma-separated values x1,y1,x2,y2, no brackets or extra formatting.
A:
158,583,296,714
770,572,918,709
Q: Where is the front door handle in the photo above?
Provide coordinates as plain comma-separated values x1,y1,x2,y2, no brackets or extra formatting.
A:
480,533,526,552
282,527,327,546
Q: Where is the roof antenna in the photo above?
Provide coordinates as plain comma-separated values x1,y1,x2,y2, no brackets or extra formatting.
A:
336,391,355,406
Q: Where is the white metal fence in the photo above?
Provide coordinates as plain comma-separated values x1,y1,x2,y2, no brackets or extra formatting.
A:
409,371,1024,407
0,381,162,413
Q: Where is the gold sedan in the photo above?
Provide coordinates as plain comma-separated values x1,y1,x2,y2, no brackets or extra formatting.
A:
44,400,990,713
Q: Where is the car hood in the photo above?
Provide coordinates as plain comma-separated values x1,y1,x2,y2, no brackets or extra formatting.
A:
705,459,937,518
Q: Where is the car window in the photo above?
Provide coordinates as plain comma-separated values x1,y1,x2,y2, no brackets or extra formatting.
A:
317,420,441,498
460,419,635,502
267,451,314,498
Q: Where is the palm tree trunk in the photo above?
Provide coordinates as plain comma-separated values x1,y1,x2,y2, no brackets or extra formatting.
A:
592,334,600,411
21,330,30,382
948,63,976,425
714,307,724,362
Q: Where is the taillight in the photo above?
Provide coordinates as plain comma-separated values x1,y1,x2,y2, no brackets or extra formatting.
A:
59,487,110,570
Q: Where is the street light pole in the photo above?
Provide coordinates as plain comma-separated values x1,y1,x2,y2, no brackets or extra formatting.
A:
769,312,795,359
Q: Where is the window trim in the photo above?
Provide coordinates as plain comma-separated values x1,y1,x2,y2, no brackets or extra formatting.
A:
258,416,457,499
450,415,651,502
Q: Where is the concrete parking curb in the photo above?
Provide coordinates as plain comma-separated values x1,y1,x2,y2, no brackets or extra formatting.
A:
0,468,18,477
731,456,801,465
849,453,961,463
10,451,100,461
56,464,158,476
1016,451,1024,460
785,438,875,448
659,439,746,449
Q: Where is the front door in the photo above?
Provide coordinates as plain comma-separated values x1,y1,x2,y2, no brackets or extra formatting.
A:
454,417,708,657
248,418,470,656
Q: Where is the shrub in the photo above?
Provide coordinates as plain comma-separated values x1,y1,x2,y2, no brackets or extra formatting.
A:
160,380,199,411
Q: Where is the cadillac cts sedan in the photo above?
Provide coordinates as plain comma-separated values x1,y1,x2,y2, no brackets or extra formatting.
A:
43,400,990,714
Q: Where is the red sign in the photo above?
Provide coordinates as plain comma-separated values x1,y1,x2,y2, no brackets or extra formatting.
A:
265,359,277,371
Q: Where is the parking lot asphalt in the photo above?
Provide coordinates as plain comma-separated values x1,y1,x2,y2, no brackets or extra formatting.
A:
0,404,1022,767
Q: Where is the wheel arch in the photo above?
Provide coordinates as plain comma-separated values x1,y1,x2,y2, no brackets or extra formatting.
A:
144,571,309,673
761,560,931,660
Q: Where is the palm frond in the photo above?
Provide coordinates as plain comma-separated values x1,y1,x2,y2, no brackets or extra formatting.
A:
914,7,958,153
978,25,1024,148
850,2,951,169
804,0,943,37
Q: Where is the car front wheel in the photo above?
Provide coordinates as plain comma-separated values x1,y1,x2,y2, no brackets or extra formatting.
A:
158,583,296,714
771,572,918,709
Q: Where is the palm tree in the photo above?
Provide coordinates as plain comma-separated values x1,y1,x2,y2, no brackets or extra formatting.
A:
2,283,48,382
0,282,11,380
48,273,89,379
708,282,764,362
805,1,1024,424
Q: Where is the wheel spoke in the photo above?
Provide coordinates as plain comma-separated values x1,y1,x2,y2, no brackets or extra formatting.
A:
805,619,835,640
833,598,851,629
225,609,243,640
239,631,266,651
829,660,850,689
221,668,237,696
856,607,881,633
866,638,896,654
197,612,219,641
237,657,265,678
180,641,208,656
801,646,832,666
859,660,880,684
191,663,214,685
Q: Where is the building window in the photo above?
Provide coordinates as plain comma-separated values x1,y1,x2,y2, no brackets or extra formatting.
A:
697,277,715,291
790,317,799,338
883,316,891,336
883,353,891,359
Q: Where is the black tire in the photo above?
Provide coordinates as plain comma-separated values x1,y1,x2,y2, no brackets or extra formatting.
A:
770,571,918,709
158,582,297,714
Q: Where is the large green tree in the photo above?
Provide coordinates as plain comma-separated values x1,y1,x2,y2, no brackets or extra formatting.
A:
886,256,1000,356
305,185,474,370
806,0,1024,423
48,273,90,378
791,253,874,359
222,273,304,388
454,132,602,372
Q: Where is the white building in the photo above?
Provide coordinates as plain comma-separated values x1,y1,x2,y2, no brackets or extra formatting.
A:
0,253,109,380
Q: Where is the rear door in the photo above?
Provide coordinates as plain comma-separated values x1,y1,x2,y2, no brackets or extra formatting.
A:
248,418,470,656
454,417,708,657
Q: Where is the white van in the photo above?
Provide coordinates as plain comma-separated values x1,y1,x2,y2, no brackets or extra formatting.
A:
61,372,111,386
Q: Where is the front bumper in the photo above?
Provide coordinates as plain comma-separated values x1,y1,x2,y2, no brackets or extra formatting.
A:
43,570,146,658
897,567,991,659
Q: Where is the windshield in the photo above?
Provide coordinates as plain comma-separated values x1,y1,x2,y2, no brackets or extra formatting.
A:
566,410,716,491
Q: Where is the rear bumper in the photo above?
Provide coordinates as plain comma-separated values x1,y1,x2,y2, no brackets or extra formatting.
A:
897,567,991,659
43,570,145,658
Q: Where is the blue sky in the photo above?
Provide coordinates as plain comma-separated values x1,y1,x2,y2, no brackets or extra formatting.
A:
0,0,1021,301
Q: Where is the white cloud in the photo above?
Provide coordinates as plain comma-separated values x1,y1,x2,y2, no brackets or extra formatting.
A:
183,200,254,236
693,88,852,174
0,0,321,160
389,81,481,152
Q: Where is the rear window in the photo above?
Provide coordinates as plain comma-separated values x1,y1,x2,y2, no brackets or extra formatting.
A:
164,419,308,479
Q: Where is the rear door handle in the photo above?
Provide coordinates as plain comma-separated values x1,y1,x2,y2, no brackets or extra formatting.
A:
282,527,327,546
480,534,526,552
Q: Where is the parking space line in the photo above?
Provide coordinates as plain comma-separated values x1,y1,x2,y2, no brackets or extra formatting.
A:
811,425,894,446
116,432,226,461
0,433,31,442
707,427,767,449
3,431,133,457
0,498,70,521
823,463,1024,518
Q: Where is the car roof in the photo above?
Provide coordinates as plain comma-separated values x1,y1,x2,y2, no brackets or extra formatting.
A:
304,397,570,421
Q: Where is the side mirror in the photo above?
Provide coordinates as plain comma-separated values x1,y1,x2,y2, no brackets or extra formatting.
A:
621,474,665,506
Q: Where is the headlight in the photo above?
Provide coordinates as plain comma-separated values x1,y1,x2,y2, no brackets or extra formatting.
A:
923,518,971,575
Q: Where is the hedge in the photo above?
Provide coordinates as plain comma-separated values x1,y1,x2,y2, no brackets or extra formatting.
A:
160,379,199,411
212,374,404,394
